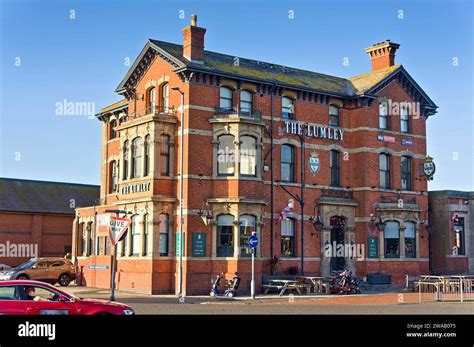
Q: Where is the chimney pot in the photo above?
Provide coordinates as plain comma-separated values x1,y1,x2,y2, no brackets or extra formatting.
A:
191,14,197,26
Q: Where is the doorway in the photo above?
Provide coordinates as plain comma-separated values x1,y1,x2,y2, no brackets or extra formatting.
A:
330,216,345,273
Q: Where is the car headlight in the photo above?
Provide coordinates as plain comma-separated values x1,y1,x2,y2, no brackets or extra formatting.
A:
123,309,134,315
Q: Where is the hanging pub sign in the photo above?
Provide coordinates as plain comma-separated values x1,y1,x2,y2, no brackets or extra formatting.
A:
308,152,320,176
283,121,344,142
422,156,436,180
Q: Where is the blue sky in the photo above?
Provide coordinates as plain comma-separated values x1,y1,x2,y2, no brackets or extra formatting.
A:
0,0,472,190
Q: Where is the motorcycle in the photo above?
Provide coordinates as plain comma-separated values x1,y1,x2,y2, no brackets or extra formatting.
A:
330,270,361,294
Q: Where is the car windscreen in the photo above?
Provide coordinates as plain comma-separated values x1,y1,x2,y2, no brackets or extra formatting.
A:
15,259,37,270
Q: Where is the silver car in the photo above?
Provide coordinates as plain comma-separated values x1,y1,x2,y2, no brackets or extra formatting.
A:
0,258,76,286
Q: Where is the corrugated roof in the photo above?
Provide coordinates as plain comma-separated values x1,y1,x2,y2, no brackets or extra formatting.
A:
0,178,100,215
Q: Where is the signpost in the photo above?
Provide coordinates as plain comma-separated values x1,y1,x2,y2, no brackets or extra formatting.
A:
105,209,131,301
248,233,259,299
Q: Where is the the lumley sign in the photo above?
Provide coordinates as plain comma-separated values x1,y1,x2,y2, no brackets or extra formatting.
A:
284,121,344,141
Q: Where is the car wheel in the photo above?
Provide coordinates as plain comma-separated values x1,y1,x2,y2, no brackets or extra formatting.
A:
16,274,28,280
58,273,71,287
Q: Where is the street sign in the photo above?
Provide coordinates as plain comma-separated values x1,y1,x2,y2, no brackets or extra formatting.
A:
108,217,131,246
248,235,259,249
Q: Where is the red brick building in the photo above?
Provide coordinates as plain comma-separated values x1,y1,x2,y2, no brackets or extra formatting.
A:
73,15,438,294
429,191,474,274
0,178,99,267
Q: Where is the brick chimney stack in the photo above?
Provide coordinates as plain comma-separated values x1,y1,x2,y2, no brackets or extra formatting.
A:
364,40,400,71
182,14,206,63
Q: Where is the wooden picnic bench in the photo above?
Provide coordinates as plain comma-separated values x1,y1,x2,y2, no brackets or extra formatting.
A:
262,279,306,296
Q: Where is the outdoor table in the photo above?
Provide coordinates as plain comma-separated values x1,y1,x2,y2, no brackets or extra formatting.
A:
264,279,303,296
296,276,325,294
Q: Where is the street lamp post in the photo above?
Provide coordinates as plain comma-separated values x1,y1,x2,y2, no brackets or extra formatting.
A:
172,86,185,301
105,209,132,302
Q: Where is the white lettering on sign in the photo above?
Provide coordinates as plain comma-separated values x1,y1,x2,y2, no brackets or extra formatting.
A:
284,121,344,142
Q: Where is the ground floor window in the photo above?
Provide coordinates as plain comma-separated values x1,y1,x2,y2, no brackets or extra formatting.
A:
239,215,255,257
281,218,295,257
384,221,400,258
131,215,141,256
217,215,234,257
105,236,111,255
404,222,416,258
454,217,465,255
159,214,169,256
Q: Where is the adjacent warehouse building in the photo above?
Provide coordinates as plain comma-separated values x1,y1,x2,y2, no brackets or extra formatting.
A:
0,178,99,267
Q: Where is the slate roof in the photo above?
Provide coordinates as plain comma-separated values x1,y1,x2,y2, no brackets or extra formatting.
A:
150,40,354,96
114,39,437,111
0,178,100,215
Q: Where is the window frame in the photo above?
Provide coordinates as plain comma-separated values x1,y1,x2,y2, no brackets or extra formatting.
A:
217,214,234,257
379,103,389,130
239,135,257,177
160,135,171,176
404,222,416,258
379,153,391,189
384,221,400,258
161,83,169,112
401,156,412,191
239,215,256,257
329,105,339,127
330,150,340,187
400,105,409,133
123,140,130,180
281,144,295,183
281,218,296,257
217,134,235,176
282,97,294,119
144,135,150,177
131,137,143,179
148,87,156,113
240,90,253,115
219,87,233,111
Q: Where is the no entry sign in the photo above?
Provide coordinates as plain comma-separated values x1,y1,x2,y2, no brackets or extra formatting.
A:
108,217,131,245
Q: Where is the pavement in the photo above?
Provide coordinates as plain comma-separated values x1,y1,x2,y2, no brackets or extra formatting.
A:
58,284,474,314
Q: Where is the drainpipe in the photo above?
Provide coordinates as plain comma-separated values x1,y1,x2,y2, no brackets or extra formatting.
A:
270,84,275,261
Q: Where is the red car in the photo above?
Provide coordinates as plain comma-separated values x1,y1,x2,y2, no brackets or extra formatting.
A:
0,280,134,315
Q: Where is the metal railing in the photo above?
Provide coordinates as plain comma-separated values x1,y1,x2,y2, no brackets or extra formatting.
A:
214,106,262,121
416,275,474,302
126,105,176,120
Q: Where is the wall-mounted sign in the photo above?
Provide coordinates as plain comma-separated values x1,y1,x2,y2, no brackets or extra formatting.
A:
368,236,378,259
283,121,344,141
121,182,151,195
88,265,109,270
308,152,320,176
192,232,206,257
377,134,396,143
422,156,436,179
175,233,183,257
401,138,413,146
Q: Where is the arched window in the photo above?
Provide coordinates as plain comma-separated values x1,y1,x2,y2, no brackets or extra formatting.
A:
404,222,416,258
123,141,130,180
109,119,117,139
160,135,170,176
281,145,295,182
401,156,412,191
329,105,339,126
384,221,400,258
110,160,118,193
161,83,169,112
159,214,169,256
148,87,156,113
240,136,256,176
281,218,295,257
217,215,234,257
240,90,253,114
80,223,86,256
282,97,294,119
220,87,233,110
217,134,235,176
330,150,340,187
144,135,150,177
379,154,391,189
129,215,141,256
131,137,143,178
379,102,389,129
239,215,256,257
